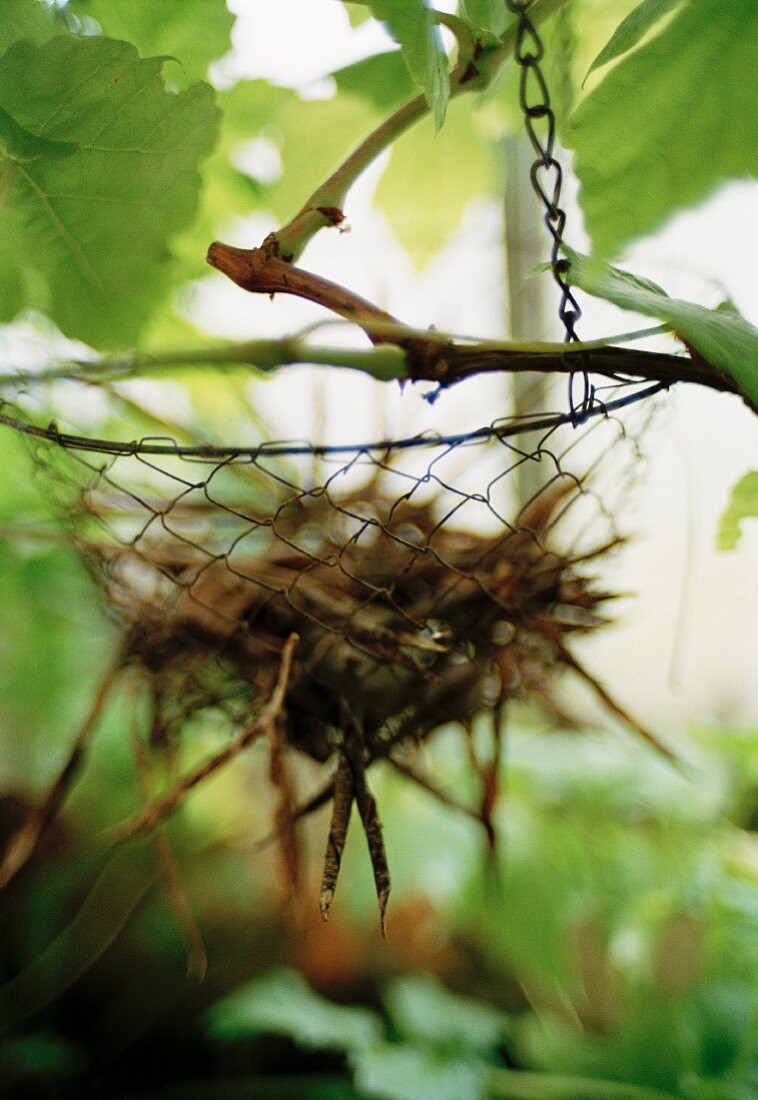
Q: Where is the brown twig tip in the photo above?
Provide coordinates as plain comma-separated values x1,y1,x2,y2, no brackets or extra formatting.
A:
378,887,390,939
206,240,256,285
319,887,334,923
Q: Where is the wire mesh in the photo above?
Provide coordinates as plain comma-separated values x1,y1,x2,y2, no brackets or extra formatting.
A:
0,366,665,923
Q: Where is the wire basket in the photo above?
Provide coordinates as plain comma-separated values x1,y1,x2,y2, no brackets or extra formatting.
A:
0,366,667,931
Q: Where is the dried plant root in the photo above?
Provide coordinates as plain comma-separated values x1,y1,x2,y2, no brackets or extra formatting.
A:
479,708,504,852
319,751,354,923
130,709,207,982
556,642,681,764
0,662,121,889
268,713,301,902
108,634,299,845
344,732,390,936
388,755,484,828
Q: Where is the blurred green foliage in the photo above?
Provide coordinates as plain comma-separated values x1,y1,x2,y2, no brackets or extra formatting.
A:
0,2,756,1098
0,521,756,1096
717,473,758,553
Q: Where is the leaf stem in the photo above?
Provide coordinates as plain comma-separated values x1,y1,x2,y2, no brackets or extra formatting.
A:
272,0,570,260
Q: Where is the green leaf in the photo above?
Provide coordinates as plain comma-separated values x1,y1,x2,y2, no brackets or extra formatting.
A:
384,975,509,1054
564,0,758,255
586,0,682,77
563,248,758,412
206,969,383,1053
489,1067,682,1099
0,35,220,349
344,2,372,27
457,0,509,37
717,472,758,551
353,1044,485,1100
375,93,492,264
66,0,235,87
365,1,450,128
333,50,415,110
0,109,76,163
0,0,58,53
0,1033,84,1083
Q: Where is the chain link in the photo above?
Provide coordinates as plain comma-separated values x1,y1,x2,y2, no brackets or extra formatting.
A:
504,0,592,421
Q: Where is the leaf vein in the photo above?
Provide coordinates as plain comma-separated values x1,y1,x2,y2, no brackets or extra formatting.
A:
87,75,155,145
17,165,105,293
36,53,116,136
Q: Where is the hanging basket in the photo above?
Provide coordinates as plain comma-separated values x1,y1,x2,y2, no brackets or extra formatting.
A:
0,368,671,929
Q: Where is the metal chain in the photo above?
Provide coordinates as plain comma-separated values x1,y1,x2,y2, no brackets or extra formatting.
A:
504,0,592,421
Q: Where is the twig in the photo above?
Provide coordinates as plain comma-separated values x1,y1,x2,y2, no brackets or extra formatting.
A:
267,705,301,902
388,755,484,828
204,244,739,398
271,0,570,260
130,709,207,982
319,751,354,923
106,634,299,844
556,641,682,764
344,727,390,936
0,662,122,889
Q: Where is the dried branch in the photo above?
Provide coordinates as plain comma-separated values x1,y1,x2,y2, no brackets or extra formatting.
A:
107,635,299,844
343,728,391,935
268,709,301,902
319,751,354,923
556,641,681,764
130,710,207,982
0,663,121,889
205,243,740,400
388,755,484,828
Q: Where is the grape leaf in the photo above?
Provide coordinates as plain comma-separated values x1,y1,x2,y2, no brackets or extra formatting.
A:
0,35,219,349
66,0,235,87
717,472,758,552
365,0,449,128
333,50,415,110
0,0,59,53
564,248,758,413
375,93,491,265
564,0,758,256
0,109,76,164
458,0,509,37
586,0,682,77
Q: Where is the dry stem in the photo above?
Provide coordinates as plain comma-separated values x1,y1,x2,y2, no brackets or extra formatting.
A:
206,243,739,399
107,635,299,844
130,709,207,982
0,663,121,889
